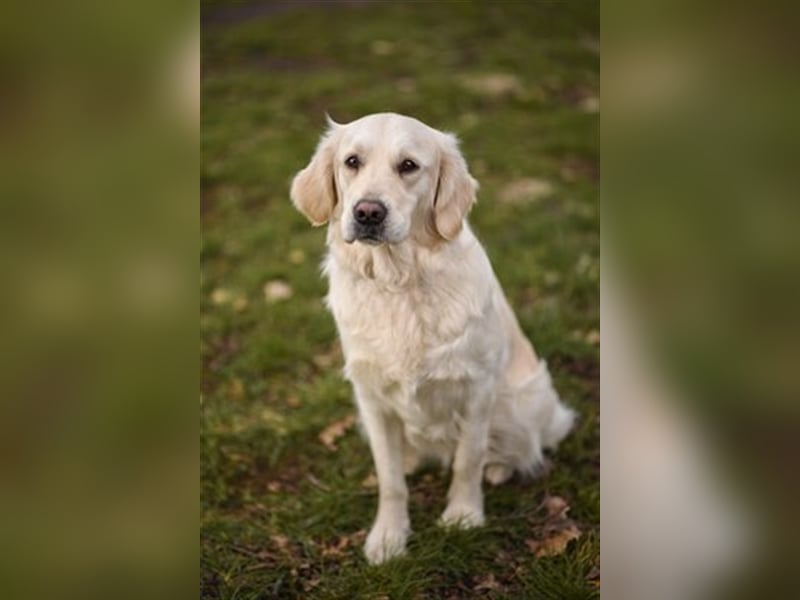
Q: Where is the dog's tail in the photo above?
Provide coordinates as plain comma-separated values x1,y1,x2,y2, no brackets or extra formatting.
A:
532,361,577,449
487,360,576,482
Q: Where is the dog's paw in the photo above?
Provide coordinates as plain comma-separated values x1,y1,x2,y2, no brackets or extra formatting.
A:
484,463,514,486
439,503,485,529
364,520,410,565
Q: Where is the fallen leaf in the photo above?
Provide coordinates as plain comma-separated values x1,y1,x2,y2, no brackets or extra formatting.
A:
288,249,306,265
263,280,293,303
461,73,522,97
586,564,600,588
286,394,301,408
499,178,554,204
474,573,501,591
585,329,600,346
361,472,378,488
319,413,356,450
526,523,581,557
580,96,600,113
526,494,583,558
312,344,341,369
321,535,351,557
210,287,232,305
540,494,570,519
270,535,289,552
307,473,330,491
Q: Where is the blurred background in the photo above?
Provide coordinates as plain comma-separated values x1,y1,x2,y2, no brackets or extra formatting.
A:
603,1,800,598
0,0,197,599
201,2,599,598
0,2,199,598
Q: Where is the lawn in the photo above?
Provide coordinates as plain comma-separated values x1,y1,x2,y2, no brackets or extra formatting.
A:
201,2,599,598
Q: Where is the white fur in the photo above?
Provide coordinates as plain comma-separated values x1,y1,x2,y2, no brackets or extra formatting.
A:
291,113,575,564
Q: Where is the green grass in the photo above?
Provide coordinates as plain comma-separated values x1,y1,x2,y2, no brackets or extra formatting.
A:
202,2,598,598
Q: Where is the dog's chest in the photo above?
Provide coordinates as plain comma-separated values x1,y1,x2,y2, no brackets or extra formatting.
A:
329,272,491,383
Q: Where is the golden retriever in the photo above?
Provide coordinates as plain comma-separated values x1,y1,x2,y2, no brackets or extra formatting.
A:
291,113,575,564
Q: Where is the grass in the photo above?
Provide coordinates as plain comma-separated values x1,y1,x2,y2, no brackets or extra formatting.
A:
201,2,598,598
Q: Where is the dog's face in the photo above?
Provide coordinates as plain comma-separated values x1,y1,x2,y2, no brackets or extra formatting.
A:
291,113,478,244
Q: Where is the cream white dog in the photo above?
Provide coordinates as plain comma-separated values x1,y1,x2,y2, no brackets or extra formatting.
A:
291,113,575,564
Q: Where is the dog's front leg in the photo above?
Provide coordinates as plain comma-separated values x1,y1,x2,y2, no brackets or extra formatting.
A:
440,383,493,528
355,384,410,564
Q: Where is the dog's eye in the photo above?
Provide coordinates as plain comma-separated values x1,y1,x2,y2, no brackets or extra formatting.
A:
345,155,360,169
398,159,418,174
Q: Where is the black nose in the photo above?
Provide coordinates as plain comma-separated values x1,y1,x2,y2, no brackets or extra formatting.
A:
353,200,387,226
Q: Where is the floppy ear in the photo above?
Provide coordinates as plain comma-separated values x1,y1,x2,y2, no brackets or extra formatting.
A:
432,133,479,240
290,126,339,226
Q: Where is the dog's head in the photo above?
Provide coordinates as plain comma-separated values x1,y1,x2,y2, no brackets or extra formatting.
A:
291,113,478,245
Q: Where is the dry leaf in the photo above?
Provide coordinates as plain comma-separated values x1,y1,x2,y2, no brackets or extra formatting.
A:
474,573,501,591
361,473,378,488
263,280,293,303
540,494,570,519
318,414,356,450
585,329,600,346
312,344,341,369
288,249,306,265
526,523,581,557
210,287,232,305
321,535,351,557
586,564,600,588
526,494,583,558
499,178,554,204
270,534,289,552
461,73,522,97
580,96,600,113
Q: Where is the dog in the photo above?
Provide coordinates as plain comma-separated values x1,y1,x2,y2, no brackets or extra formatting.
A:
290,113,575,564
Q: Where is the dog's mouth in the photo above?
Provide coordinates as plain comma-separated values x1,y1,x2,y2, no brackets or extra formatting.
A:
355,232,384,245
347,225,386,245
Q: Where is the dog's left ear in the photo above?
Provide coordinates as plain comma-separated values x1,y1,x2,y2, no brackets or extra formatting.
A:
290,122,340,226
432,133,479,241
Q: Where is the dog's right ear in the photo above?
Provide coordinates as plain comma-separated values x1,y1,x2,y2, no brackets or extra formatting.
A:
291,124,340,226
